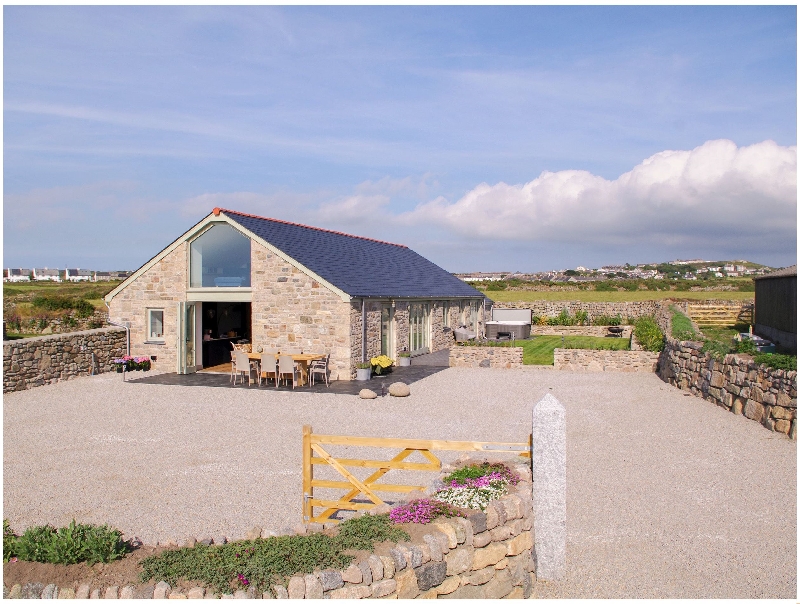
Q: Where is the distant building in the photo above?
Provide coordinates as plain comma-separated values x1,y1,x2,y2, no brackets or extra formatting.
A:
4,268,32,282
65,268,93,282
32,268,61,282
754,265,796,353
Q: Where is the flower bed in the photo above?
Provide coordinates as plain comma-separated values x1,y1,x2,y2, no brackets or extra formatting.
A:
112,356,151,372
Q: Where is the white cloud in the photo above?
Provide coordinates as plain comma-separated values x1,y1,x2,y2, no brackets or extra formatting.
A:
402,139,796,247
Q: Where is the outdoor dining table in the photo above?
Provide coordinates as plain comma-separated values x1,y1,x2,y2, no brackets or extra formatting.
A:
247,352,325,387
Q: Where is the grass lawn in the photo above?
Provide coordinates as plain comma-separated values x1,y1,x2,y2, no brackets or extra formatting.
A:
470,335,631,365
484,290,755,303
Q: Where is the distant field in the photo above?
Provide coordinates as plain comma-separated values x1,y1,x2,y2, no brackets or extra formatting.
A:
3,281,120,301
484,290,755,303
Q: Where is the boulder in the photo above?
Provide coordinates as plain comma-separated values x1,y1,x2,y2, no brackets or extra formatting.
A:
388,382,411,397
359,389,378,399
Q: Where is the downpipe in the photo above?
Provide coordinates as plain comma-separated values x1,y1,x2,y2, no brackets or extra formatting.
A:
103,299,130,356
361,298,367,363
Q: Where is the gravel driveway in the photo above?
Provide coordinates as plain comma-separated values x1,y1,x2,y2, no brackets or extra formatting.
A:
4,367,796,598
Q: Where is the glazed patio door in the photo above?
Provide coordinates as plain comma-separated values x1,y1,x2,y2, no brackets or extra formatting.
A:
177,302,197,374
381,304,395,357
408,303,430,353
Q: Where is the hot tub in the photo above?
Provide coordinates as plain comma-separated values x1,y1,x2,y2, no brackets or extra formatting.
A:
486,321,531,340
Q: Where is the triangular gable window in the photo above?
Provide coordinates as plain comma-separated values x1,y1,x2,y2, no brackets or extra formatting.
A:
189,223,251,287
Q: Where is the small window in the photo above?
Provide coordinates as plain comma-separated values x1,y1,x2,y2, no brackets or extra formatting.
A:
442,301,450,328
148,309,164,341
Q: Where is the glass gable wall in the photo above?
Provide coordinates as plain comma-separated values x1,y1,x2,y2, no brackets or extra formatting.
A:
190,223,251,288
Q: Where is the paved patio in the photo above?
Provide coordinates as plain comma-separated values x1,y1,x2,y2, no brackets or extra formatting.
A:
3,367,796,598
132,364,446,395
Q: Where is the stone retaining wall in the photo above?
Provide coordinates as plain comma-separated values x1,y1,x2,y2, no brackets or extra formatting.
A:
657,337,797,439
4,460,535,600
529,325,633,338
554,348,659,372
449,345,523,369
3,328,126,393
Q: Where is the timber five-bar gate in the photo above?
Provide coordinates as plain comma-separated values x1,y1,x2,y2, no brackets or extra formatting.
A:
302,425,531,525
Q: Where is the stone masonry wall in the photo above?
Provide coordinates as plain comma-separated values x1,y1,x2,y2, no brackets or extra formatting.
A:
449,345,524,369
3,328,127,393
657,337,797,439
494,299,661,320
3,460,535,599
553,348,659,372
529,325,633,338
107,242,188,373
251,241,351,381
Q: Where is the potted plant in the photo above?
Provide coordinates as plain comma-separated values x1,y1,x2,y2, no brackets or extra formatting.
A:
355,362,372,381
370,355,393,375
398,352,411,367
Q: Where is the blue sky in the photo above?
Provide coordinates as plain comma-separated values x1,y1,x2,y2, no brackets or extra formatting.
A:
4,6,797,272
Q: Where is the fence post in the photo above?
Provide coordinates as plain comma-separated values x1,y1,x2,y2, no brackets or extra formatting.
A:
302,425,312,523
531,393,566,581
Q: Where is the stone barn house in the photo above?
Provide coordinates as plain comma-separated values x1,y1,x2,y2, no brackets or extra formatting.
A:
753,265,796,353
104,208,486,379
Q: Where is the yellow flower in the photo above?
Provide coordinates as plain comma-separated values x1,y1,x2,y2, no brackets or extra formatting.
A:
370,355,393,368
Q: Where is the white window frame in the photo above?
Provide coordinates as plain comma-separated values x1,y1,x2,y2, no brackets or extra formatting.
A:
442,301,451,328
146,308,165,343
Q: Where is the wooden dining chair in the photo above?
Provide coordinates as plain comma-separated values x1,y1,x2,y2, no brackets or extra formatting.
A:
259,353,278,388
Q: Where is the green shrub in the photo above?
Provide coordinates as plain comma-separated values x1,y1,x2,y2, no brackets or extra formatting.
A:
701,339,731,360
735,337,757,354
752,353,796,371
140,514,409,595
3,520,129,564
594,281,615,292
592,314,621,326
633,316,664,352
574,310,588,326
30,295,95,318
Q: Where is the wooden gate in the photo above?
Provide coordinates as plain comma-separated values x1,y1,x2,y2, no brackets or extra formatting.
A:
687,303,753,327
302,425,530,524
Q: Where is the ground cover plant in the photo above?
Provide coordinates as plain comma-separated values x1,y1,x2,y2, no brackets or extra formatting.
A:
685,322,797,370
3,519,130,565
460,336,630,365
670,306,698,341
388,499,465,524
431,462,521,511
139,514,409,595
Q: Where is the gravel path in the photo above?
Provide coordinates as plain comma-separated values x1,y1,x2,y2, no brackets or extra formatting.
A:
4,367,796,598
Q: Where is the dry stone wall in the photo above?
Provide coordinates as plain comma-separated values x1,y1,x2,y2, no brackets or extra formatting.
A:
449,345,523,369
3,328,126,393
4,460,536,599
494,299,661,320
658,337,797,439
554,348,659,372
529,325,633,338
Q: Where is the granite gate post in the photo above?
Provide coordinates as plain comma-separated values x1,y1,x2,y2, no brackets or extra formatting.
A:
531,393,566,581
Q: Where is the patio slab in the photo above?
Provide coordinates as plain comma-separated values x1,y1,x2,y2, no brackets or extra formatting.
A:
128,364,445,395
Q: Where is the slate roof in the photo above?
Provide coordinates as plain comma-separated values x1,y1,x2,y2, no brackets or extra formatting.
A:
221,209,484,299
754,265,796,280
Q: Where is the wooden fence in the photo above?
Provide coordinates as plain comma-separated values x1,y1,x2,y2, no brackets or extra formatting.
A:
687,303,753,327
302,425,530,524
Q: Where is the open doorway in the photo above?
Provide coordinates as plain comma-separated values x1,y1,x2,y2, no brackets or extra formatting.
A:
200,302,252,370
